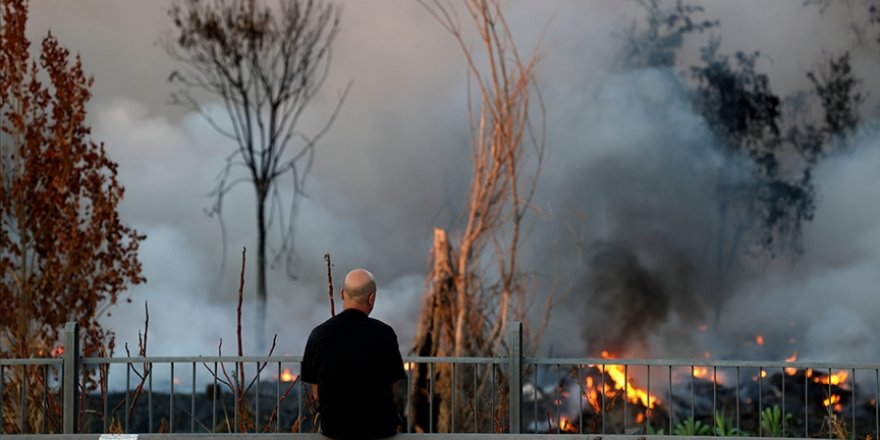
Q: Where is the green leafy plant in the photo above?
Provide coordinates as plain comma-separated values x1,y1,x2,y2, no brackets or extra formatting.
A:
647,424,666,435
714,411,745,436
760,405,793,437
673,417,713,436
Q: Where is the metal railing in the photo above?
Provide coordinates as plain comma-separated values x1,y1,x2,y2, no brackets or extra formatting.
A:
2,322,880,438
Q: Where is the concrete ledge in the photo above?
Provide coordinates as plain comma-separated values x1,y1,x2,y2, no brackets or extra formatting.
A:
11,435,805,440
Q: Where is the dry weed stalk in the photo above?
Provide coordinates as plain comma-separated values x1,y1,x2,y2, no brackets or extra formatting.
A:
324,253,336,317
824,411,851,440
201,247,299,433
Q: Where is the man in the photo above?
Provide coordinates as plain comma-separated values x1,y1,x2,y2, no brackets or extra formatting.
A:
301,268,406,439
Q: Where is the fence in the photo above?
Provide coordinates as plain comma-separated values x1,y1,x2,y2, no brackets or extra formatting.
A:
2,322,880,438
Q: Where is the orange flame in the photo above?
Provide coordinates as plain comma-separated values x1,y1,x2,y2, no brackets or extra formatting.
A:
280,368,297,382
756,335,765,346
815,370,848,386
784,352,798,376
692,366,723,384
584,377,602,413
559,416,577,433
823,394,841,409
598,352,661,409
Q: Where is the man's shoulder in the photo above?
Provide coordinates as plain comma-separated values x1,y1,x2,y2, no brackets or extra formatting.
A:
367,317,397,336
307,315,339,339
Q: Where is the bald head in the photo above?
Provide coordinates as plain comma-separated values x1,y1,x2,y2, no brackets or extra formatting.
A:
341,269,377,313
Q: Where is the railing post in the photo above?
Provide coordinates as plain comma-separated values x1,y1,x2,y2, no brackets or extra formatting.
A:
508,321,522,433
63,321,80,434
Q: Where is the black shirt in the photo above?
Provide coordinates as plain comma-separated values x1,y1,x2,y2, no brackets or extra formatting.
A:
301,308,406,440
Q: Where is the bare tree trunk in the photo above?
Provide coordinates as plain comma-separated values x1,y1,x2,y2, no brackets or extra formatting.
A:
255,188,268,351
410,229,457,432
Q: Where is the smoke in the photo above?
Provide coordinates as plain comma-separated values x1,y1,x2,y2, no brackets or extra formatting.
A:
20,1,880,362
537,63,880,360
728,132,880,362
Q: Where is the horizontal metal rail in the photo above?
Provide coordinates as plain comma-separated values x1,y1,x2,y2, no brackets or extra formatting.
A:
0,359,63,366
527,357,880,370
3,322,880,438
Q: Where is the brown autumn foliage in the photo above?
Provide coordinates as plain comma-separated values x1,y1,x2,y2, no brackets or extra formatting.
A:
1,0,145,431
0,0,145,431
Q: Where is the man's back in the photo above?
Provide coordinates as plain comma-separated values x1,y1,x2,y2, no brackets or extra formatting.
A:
302,308,405,440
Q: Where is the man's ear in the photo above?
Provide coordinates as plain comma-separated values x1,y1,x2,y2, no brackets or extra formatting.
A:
368,291,376,306
340,288,345,300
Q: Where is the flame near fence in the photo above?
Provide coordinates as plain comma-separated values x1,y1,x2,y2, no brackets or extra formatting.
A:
2,322,880,437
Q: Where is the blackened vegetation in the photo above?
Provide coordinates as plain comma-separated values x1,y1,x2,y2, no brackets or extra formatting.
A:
75,384,314,433
690,38,815,322
527,366,878,437
795,52,866,163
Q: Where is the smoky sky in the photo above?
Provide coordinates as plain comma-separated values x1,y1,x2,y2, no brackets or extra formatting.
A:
21,0,880,361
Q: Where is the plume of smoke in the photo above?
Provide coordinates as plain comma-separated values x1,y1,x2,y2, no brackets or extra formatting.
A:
32,0,877,362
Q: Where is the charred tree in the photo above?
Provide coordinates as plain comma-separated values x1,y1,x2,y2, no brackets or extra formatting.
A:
620,0,717,69
163,0,348,349
690,38,816,324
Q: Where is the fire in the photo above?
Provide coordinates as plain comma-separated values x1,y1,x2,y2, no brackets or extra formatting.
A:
635,412,645,424
584,377,602,413
403,362,414,372
172,377,182,385
752,370,768,382
755,335,765,346
815,370,848,386
280,368,297,382
51,346,64,357
597,352,661,409
784,352,798,376
559,416,577,433
692,366,723,384
823,394,842,411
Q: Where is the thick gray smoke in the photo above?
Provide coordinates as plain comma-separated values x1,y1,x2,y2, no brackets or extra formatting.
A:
535,64,880,361
22,1,880,362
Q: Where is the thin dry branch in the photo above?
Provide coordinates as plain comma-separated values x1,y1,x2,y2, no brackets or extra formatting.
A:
324,253,335,317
